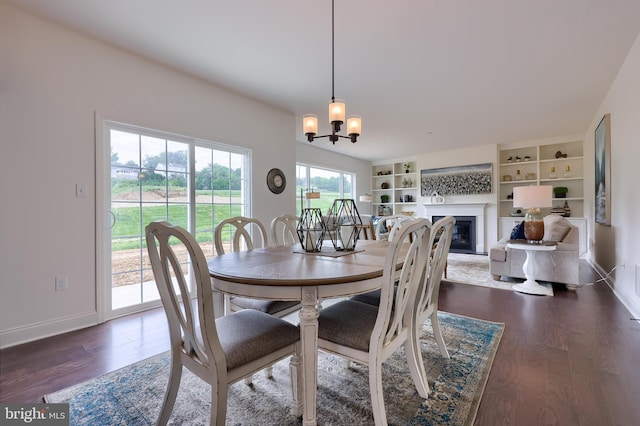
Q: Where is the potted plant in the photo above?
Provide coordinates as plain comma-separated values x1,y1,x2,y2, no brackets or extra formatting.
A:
553,186,568,198
403,163,411,173
380,194,390,203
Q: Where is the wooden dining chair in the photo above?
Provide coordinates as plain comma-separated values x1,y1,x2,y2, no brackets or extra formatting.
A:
215,217,302,383
412,216,456,362
352,216,455,367
214,216,300,318
316,218,433,426
145,221,302,425
270,214,299,246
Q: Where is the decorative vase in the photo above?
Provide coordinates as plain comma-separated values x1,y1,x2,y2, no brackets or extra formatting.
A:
549,166,558,179
563,200,571,217
514,169,523,181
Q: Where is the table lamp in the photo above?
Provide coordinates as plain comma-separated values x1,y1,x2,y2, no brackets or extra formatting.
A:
513,185,552,243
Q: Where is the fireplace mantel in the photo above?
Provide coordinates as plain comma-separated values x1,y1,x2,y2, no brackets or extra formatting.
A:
423,203,487,253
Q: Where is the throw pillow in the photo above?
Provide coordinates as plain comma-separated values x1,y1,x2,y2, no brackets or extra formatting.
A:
510,221,525,240
543,215,572,242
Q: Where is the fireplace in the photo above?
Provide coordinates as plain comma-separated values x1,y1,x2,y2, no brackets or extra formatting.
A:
423,203,486,254
432,215,476,254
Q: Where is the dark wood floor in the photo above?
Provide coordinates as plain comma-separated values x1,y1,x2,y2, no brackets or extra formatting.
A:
1,263,639,425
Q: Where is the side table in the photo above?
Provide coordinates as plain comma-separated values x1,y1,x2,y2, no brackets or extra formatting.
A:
506,240,557,296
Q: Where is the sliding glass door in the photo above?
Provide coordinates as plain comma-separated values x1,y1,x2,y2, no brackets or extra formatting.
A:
99,120,250,319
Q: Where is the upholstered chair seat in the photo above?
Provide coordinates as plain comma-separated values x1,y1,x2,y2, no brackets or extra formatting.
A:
318,300,378,352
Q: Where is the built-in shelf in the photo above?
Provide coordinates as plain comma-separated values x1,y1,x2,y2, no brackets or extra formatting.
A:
499,140,584,218
371,161,418,216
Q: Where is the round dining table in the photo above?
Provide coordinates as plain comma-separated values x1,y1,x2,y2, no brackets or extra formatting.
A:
207,239,398,426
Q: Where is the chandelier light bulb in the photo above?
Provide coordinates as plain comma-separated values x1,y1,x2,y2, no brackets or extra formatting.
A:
303,114,319,136
347,116,362,136
329,100,346,125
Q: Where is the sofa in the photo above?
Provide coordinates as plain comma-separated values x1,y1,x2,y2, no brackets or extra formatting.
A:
489,215,580,289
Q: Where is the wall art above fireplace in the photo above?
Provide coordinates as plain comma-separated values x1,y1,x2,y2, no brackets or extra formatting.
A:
421,163,492,196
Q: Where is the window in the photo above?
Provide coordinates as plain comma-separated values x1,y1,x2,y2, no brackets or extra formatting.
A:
100,121,251,318
296,163,354,215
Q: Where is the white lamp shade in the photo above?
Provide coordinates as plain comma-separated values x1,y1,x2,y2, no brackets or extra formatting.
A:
303,114,318,135
328,100,345,124
513,185,553,209
347,116,362,136
359,194,372,202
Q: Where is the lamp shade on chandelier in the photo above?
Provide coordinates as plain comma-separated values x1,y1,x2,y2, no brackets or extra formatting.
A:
304,0,361,144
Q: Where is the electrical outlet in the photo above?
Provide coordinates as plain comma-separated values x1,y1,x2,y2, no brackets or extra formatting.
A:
635,265,640,297
76,184,86,198
55,276,68,291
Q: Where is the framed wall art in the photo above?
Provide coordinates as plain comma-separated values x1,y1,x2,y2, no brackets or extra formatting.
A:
594,113,611,225
420,163,492,196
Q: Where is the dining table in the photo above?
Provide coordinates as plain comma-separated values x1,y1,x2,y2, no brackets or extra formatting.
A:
207,239,399,426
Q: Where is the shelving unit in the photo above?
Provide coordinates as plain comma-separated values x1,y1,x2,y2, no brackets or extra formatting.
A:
498,140,584,218
371,161,418,216
498,140,587,252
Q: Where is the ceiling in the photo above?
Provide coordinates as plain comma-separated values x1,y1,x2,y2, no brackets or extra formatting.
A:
5,0,640,162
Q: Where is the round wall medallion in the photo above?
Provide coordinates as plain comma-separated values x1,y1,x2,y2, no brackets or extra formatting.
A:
266,168,286,194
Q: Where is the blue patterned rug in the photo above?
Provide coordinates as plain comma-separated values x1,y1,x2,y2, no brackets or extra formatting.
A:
45,312,503,425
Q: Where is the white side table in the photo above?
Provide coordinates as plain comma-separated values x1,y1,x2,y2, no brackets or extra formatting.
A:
506,241,557,296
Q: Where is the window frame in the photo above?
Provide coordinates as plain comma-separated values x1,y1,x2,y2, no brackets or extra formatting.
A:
96,116,252,321
296,163,355,215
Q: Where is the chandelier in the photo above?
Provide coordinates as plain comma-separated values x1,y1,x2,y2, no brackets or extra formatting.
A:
303,0,362,144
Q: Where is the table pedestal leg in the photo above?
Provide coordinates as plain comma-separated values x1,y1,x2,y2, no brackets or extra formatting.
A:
300,287,319,426
211,283,225,318
513,249,553,296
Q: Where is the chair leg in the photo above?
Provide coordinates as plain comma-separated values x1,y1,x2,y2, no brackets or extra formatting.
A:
368,361,388,426
210,376,228,426
157,354,183,426
289,343,303,417
431,311,450,359
405,325,429,398
265,366,273,378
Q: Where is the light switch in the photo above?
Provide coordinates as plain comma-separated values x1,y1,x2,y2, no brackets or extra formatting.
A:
55,276,68,291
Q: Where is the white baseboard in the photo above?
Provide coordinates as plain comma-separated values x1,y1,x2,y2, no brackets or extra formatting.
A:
0,311,98,349
589,259,640,320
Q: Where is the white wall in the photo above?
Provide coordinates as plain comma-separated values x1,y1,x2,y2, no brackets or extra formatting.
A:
0,4,296,347
584,32,640,318
296,143,372,214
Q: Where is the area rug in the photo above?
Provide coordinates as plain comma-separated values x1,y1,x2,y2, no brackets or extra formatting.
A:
45,312,503,426
445,253,553,294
